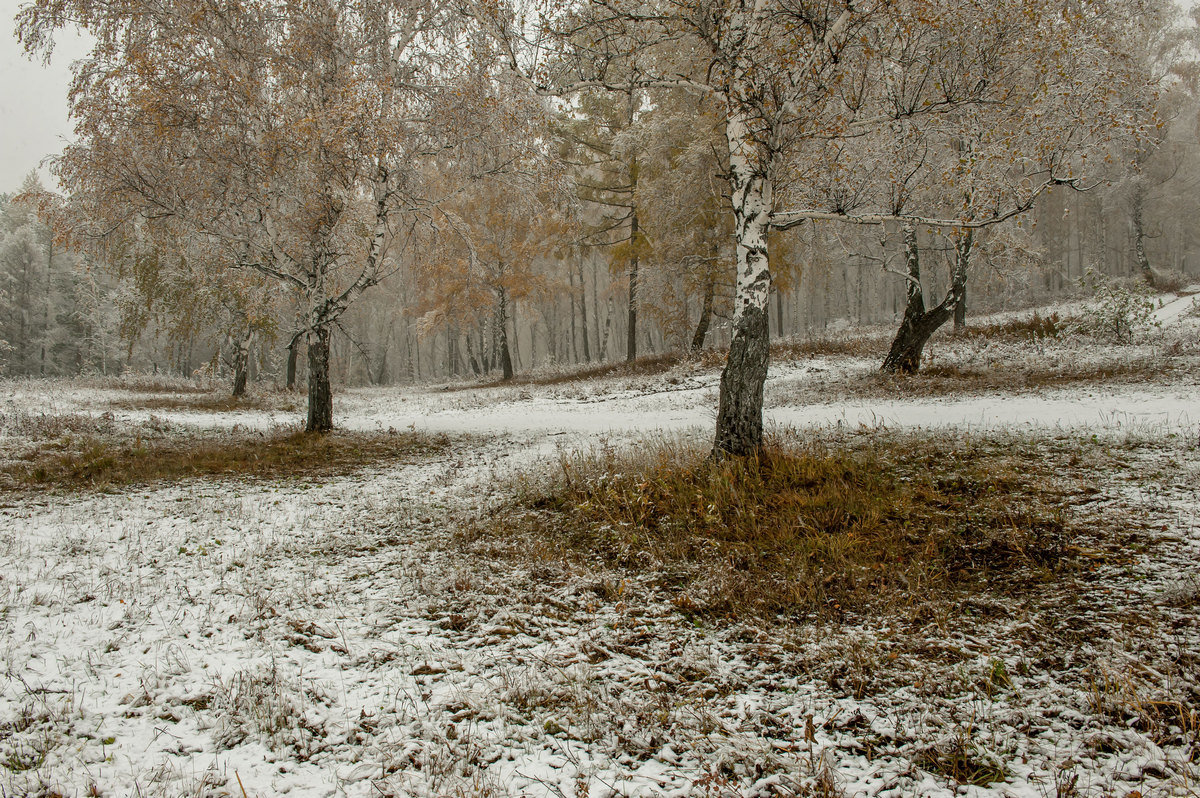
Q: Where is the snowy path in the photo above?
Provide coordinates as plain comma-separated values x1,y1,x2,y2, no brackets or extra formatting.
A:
15,358,1193,449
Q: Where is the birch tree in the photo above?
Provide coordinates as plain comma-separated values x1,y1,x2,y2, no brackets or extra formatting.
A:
488,0,1157,455
20,0,484,430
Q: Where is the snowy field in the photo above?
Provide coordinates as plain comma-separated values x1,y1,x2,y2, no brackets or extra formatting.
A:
1,294,1199,798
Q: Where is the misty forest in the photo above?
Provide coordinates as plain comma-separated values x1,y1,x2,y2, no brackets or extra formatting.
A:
2,0,1200,794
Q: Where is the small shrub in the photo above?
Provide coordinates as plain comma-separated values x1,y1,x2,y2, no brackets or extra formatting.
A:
1071,270,1160,344
1149,268,1192,294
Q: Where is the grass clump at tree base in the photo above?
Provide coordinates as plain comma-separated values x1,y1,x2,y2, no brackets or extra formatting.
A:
473,433,1087,621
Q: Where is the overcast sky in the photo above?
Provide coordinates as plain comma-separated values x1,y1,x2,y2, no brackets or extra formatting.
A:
1,0,90,193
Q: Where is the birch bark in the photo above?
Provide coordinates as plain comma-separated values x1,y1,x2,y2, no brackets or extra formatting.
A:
713,105,774,457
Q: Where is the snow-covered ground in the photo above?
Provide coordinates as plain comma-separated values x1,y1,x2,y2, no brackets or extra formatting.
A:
1,302,1199,797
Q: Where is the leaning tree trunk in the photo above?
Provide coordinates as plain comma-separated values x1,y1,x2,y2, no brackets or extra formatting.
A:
882,225,970,373
713,109,773,458
231,327,253,398
306,326,333,432
691,277,716,352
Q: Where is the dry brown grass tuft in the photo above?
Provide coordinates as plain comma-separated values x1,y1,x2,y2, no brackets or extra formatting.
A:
956,312,1064,343
465,432,1092,621
865,356,1168,398
1,422,449,493
439,330,886,391
773,331,891,361
85,373,218,394
108,392,301,413
438,353,698,391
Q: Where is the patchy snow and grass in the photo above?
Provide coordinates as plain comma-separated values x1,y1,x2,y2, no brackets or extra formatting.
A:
2,304,1199,797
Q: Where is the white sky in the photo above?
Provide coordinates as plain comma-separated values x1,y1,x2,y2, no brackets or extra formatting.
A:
0,0,90,193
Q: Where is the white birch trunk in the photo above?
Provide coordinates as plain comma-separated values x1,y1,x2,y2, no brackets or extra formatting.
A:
713,105,774,456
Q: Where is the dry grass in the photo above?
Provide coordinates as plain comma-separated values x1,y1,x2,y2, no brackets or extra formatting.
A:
773,330,892,361
0,419,449,493
861,356,1170,399
432,312,1135,393
464,432,1095,621
108,392,301,413
438,352,700,392
955,311,1064,342
83,373,219,394
438,332,885,392
1151,269,1196,294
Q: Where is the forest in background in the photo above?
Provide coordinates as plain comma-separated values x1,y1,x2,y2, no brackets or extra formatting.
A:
3,0,1199,396
5,162,1198,389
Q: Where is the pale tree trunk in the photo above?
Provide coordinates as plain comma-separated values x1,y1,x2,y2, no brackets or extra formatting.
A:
627,207,639,362
882,226,970,373
510,297,521,371
568,268,580,364
600,296,614,361
231,326,253,398
306,326,333,432
578,261,592,362
953,277,967,332
714,109,773,457
1132,181,1154,287
625,92,640,364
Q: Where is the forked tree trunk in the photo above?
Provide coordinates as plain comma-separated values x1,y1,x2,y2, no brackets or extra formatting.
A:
691,277,716,352
882,226,970,373
306,326,333,432
465,334,482,376
713,109,773,458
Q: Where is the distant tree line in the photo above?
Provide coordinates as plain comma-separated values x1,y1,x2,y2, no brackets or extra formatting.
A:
10,0,1199,449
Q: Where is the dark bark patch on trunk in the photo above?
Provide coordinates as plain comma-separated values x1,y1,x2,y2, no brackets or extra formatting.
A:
713,303,769,458
691,278,716,353
307,327,333,433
